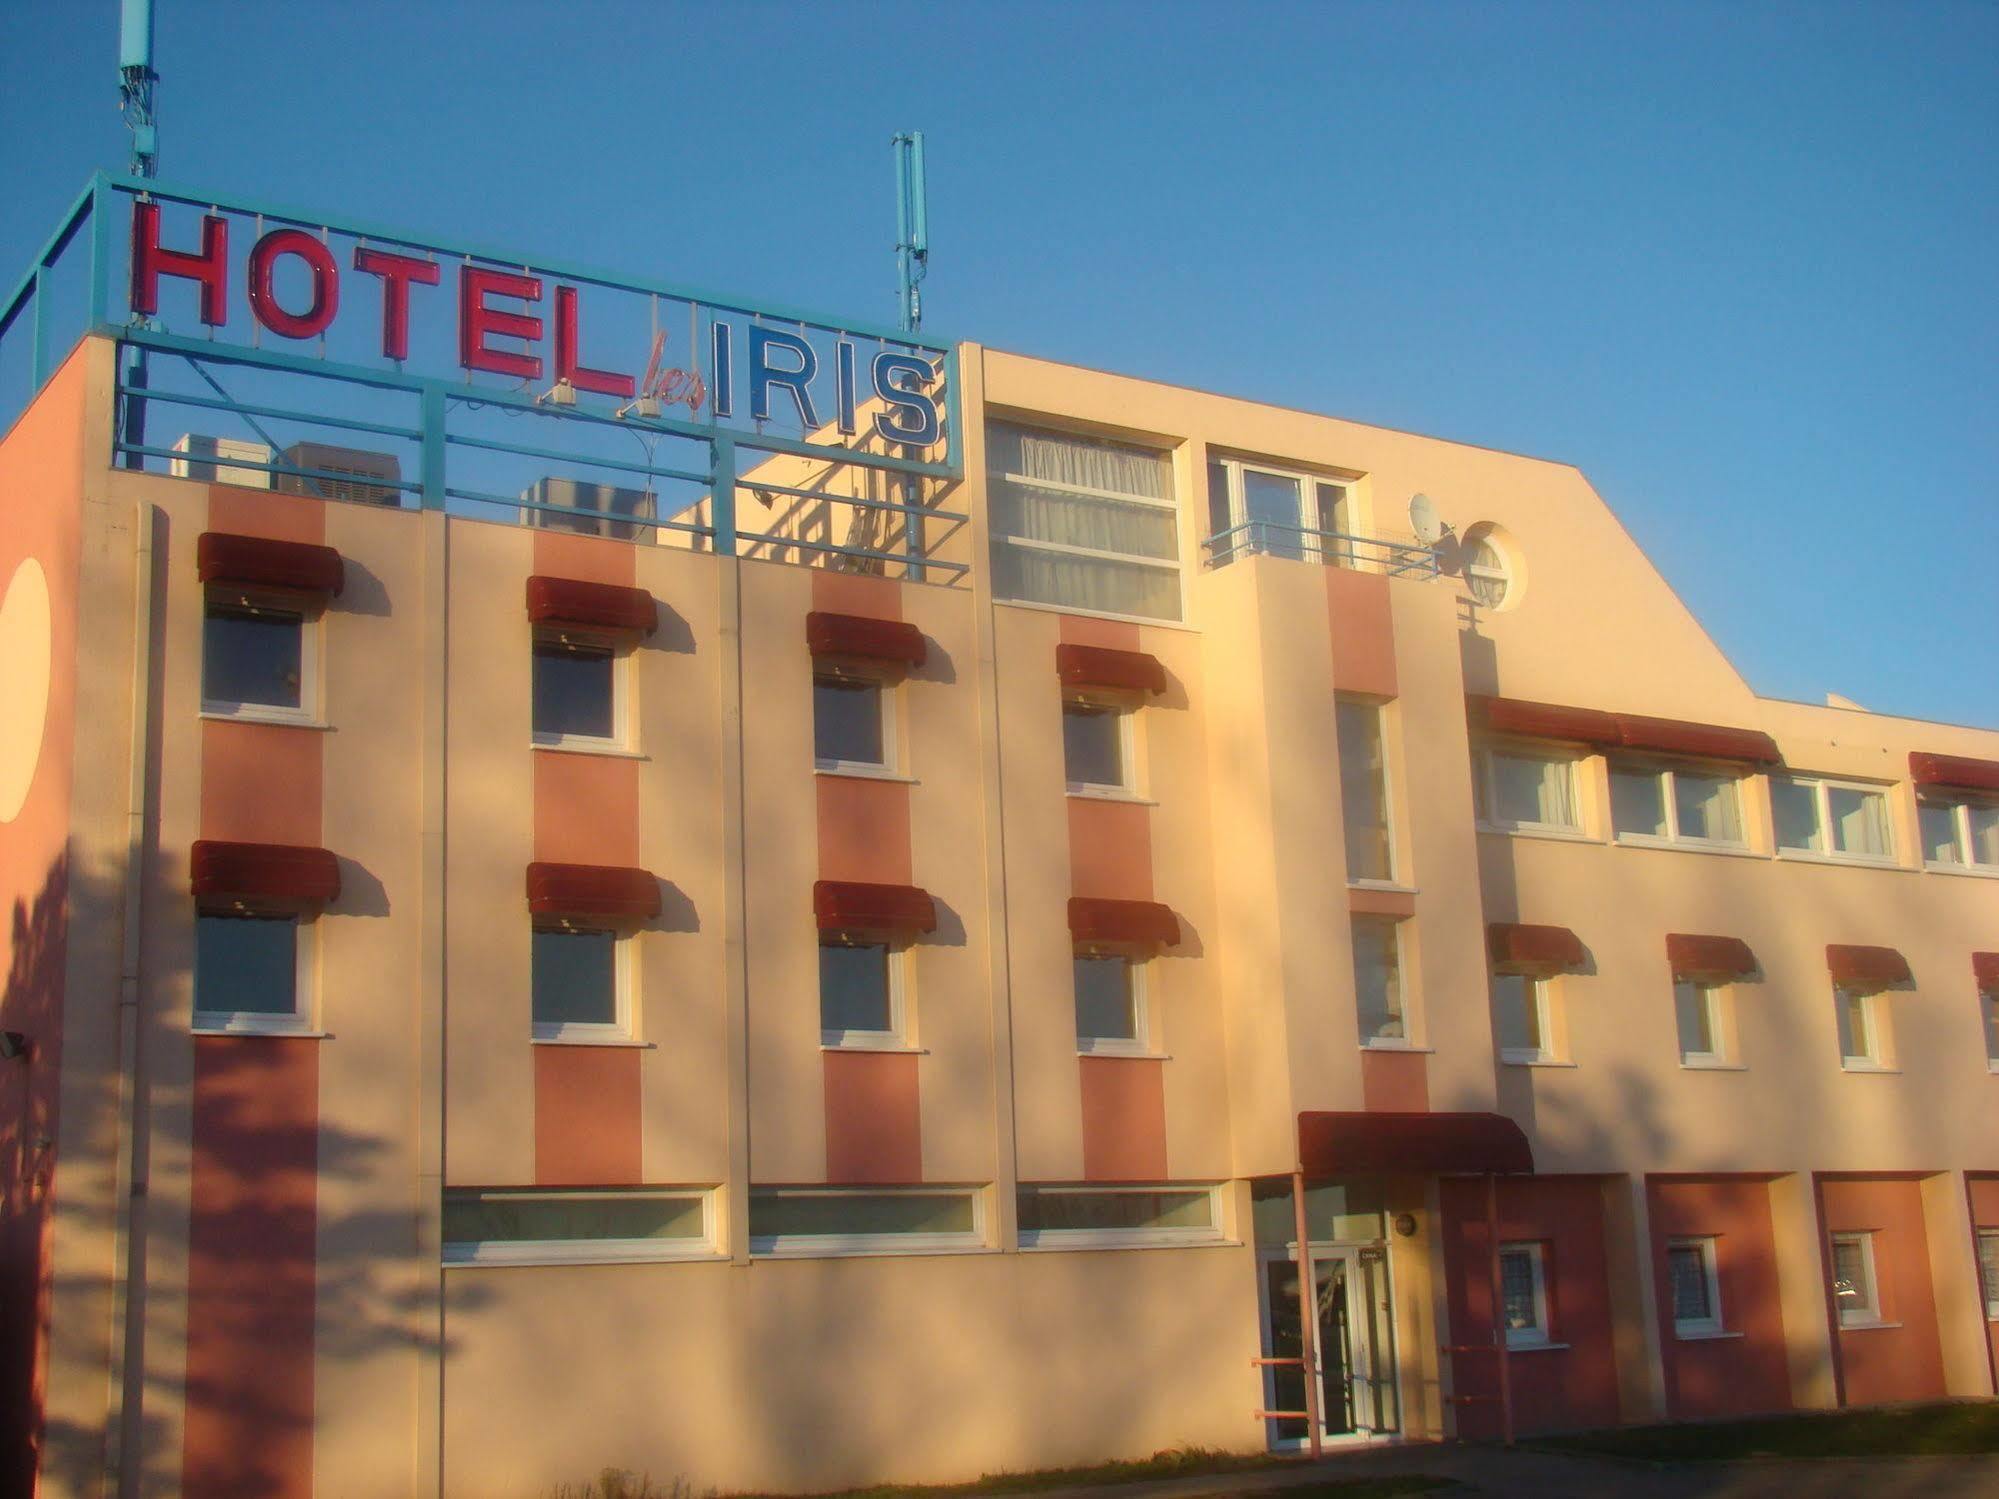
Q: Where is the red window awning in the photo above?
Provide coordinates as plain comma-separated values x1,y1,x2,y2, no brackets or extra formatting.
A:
1056,643,1168,696
526,862,661,921
1068,896,1181,949
526,576,657,637
1910,752,1999,794
813,879,937,934
1299,1111,1534,1177
1471,696,1778,764
190,840,341,908
1666,933,1758,980
806,611,927,667
1472,695,1618,746
1826,944,1911,991
1973,952,1999,989
1487,922,1586,972
197,531,345,597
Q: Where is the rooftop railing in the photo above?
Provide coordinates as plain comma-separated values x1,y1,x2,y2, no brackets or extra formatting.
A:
1202,520,1440,577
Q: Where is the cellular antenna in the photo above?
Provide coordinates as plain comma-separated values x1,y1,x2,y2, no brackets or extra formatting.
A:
119,0,160,178
893,132,929,333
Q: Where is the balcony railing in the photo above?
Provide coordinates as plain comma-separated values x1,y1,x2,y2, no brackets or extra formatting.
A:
1203,520,1440,577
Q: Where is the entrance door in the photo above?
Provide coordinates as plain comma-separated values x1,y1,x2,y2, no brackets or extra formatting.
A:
1260,1243,1400,1446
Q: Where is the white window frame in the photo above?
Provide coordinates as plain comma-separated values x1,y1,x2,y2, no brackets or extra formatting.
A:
818,933,910,1050
1666,1236,1726,1337
1918,791,1999,874
747,1186,989,1258
1207,455,1358,560
1835,985,1889,1072
1073,948,1151,1057
1983,987,1999,1073
1477,741,1585,837
199,587,322,726
1499,1241,1552,1348
1609,757,1749,851
191,910,318,1036
1674,978,1729,1067
1016,1183,1228,1251
529,923,636,1044
1495,972,1557,1065
1353,915,1412,1049
441,1187,718,1267
1062,692,1138,798
530,626,631,752
812,665,898,777
1830,1230,1882,1327
1977,1228,1999,1320
1771,774,1896,867
1465,537,1509,608
1338,697,1399,886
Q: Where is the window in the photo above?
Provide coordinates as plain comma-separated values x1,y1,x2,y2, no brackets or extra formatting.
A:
1017,1184,1226,1250
531,924,630,1042
1984,987,1999,1071
1499,1242,1550,1347
1494,972,1555,1064
202,593,314,720
1919,792,1999,871
813,670,893,772
442,1187,715,1266
1772,775,1893,863
1063,697,1133,795
1830,1232,1881,1326
987,422,1180,621
1465,538,1509,608
1610,761,1745,848
1835,985,1889,1070
1352,916,1408,1046
1073,951,1147,1054
1978,1229,1999,1320
748,1186,985,1257
532,630,623,747
193,911,311,1033
1674,979,1728,1066
819,934,906,1047
1667,1238,1724,1337
1338,699,1395,882
1205,455,1355,565
1478,745,1582,835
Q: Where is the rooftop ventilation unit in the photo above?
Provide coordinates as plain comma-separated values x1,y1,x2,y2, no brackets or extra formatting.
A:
521,477,657,542
274,442,404,506
171,434,272,489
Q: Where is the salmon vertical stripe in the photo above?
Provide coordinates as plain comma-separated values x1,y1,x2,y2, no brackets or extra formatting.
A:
823,1051,923,1183
532,751,640,868
533,1047,644,1185
1078,1057,1167,1181
816,776,914,886
182,1037,319,1499
1068,798,1153,900
1326,566,1397,698
1360,1048,1430,1112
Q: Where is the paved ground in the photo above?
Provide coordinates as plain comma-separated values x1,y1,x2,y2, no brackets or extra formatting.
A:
1004,1443,1999,1499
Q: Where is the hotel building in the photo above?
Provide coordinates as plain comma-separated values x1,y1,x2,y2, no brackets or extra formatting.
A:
1,178,1996,1497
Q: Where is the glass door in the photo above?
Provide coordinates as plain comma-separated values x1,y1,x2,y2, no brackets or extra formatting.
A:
1259,1243,1400,1447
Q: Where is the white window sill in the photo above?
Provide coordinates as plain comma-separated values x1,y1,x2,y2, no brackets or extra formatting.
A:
199,708,330,731
1673,1328,1744,1342
1923,861,1999,880
1500,1053,1575,1068
1839,1061,1901,1075
1774,849,1907,872
1504,1339,1570,1353
1076,1043,1167,1060
1679,1058,1746,1072
191,1022,328,1038
1476,823,1598,846
1613,835,1765,861
443,1246,723,1268
813,763,914,783
748,1239,994,1260
1837,1319,1903,1332
819,1041,927,1055
530,1035,652,1048
1349,880,1419,896
1019,1233,1239,1253
1361,1040,1435,1054
993,597,1195,633
531,740,645,760
1066,788,1156,806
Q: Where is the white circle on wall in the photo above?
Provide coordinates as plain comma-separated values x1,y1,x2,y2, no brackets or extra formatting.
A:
0,557,53,824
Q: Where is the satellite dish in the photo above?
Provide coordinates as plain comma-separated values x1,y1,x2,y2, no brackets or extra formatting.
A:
1408,493,1445,545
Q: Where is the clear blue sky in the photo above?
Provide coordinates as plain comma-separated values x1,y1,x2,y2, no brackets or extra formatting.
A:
4,1,1993,726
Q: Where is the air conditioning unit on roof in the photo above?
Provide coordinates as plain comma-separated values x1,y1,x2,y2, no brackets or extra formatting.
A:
274,442,404,506
521,477,657,542
171,434,272,489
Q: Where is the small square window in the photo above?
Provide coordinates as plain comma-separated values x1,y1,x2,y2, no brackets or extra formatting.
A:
1920,793,1999,870
202,594,313,719
1835,986,1887,1070
1494,972,1554,1063
194,911,310,1032
1674,979,1728,1066
1611,761,1744,848
1499,1242,1550,1346
1667,1237,1724,1336
1830,1231,1880,1326
814,672,892,771
532,924,629,1041
1074,952,1146,1053
1062,698,1131,794
532,632,622,746
820,935,904,1046
1480,746,1581,834
1351,916,1407,1046
1774,775,1893,863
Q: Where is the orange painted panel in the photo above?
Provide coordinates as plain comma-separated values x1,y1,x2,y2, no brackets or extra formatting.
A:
1820,1176,1948,1406
1058,614,1141,652
1067,797,1153,900
815,775,914,886
532,750,640,868
1360,1049,1430,1112
200,721,323,846
811,569,903,620
823,1050,923,1184
533,1046,643,1186
1326,566,1397,699
1647,1177,1793,1419
1078,1057,1167,1182
183,1036,318,1499
1347,886,1416,919
532,529,636,588
208,485,325,545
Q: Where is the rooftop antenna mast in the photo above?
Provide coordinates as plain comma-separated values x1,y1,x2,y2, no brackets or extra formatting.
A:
893,132,928,333
119,0,160,178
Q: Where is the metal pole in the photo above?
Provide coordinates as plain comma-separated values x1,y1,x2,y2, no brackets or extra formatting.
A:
1292,1167,1322,1460
1485,1173,1514,1447
119,0,159,179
